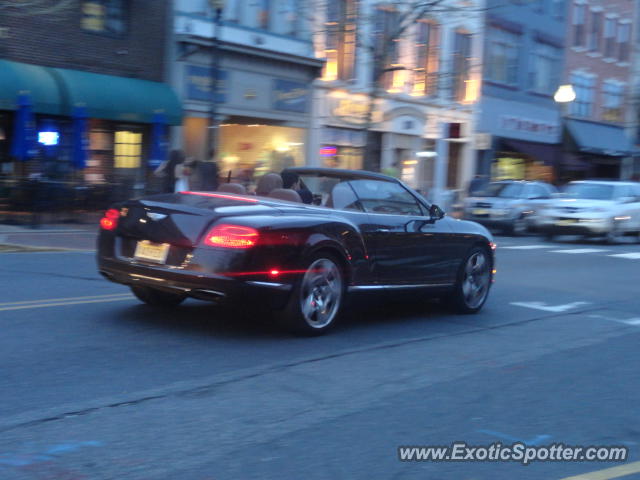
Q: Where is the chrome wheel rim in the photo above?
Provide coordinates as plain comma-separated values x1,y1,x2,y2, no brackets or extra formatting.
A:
462,252,490,309
299,258,342,329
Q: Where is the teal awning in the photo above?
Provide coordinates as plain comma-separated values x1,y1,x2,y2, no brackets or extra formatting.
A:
566,119,633,157
0,59,64,115
50,67,183,125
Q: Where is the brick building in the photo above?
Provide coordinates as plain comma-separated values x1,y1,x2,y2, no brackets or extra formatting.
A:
560,0,637,180
0,0,181,190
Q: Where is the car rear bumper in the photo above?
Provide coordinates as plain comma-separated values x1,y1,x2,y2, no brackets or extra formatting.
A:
98,257,293,309
539,218,612,236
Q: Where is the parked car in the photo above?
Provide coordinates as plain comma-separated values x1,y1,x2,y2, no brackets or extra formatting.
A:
463,180,557,235
97,168,496,335
538,180,640,243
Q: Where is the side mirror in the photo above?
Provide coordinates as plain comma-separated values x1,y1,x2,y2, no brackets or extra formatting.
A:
429,204,445,222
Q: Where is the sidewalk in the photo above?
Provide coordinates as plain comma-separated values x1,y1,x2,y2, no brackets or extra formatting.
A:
0,223,98,252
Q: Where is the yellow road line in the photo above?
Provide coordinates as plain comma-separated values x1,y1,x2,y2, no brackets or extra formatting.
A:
0,296,133,312
560,461,640,480
0,293,131,307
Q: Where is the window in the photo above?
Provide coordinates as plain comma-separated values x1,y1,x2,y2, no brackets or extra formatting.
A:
323,0,357,82
529,42,560,95
114,130,142,169
573,3,586,47
275,0,298,36
551,0,565,20
604,18,616,58
349,179,423,216
412,20,440,97
588,11,602,52
81,0,126,35
374,6,402,90
486,27,519,86
570,73,595,118
618,22,631,62
255,0,271,29
602,81,624,123
451,31,473,102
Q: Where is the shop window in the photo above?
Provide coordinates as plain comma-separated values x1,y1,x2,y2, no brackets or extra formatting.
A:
323,0,357,82
114,130,142,169
412,20,440,97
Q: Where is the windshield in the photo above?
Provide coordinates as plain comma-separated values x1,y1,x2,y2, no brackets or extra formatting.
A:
563,183,615,200
476,183,524,198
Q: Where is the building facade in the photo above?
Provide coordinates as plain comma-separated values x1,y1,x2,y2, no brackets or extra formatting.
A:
476,0,567,184
309,0,484,197
0,0,180,188
171,0,322,181
561,0,638,180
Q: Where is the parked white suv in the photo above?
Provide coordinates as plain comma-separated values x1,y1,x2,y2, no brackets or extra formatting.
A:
539,181,640,243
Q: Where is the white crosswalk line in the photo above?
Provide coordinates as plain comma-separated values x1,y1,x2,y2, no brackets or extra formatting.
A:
501,245,554,250
550,248,609,254
608,252,640,259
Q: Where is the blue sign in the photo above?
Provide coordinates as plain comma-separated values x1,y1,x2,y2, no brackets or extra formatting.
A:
272,79,309,113
185,65,227,103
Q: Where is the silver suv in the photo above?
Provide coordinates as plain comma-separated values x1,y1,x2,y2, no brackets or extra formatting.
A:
463,180,557,235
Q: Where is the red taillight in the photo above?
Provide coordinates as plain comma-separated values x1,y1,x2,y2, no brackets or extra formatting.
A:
203,224,259,249
100,208,120,231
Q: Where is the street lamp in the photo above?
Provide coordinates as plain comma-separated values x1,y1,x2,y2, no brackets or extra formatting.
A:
208,0,225,161
554,84,576,182
554,84,576,104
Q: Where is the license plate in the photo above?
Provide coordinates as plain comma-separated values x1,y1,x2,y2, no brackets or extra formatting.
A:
134,240,169,263
555,219,577,226
473,209,489,216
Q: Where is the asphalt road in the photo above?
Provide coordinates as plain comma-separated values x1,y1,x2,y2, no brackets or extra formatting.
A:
1,234,640,479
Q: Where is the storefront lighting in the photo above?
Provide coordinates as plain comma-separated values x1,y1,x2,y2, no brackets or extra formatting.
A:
320,146,338,156
247,124,261,127
554,84,576,103
38,131,59,146
403,160,418,165
287,142,304,146
416,151,437,158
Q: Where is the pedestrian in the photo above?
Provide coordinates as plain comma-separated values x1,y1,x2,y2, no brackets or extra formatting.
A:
174,157,195,192
156,149,184,193
198,149,220,191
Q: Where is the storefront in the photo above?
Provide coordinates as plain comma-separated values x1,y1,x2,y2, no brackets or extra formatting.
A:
478,97,561,183
175,41,321,182
562,119,634,180
0,59,181,191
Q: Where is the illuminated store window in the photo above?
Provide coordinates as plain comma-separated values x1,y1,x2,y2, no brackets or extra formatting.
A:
114,131,142,169
81,0,126,35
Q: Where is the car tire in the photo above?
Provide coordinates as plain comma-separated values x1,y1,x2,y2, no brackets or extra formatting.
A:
509,215,527,237
131,285,186,308
278,252,345,336
604,226,621,245
447,246,492,314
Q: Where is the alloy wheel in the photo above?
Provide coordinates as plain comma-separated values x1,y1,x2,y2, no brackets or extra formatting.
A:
299,258,343,329
461,251,490,310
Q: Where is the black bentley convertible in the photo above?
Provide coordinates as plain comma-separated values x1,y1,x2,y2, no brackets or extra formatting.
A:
97,168,495,334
